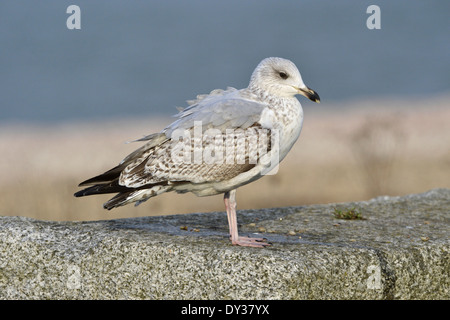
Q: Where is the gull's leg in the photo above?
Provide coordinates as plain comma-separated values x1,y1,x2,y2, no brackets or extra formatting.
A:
224,190,238,241
224,189,270,248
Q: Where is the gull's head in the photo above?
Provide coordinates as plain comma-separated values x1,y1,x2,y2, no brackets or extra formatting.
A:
249,57,320,103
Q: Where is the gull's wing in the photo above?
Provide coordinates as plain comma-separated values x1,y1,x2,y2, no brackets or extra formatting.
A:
119,126,272,188
119,88,272,188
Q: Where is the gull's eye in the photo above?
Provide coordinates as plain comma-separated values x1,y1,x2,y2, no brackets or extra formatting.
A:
279,71,289,80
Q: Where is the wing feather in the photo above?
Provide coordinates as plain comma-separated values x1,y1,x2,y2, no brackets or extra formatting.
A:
164,88,267,136
119,125,272,188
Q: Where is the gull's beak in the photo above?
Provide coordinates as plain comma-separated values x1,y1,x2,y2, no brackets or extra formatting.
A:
296,86,320,103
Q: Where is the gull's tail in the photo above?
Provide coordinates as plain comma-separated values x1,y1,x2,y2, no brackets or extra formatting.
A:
74,180,171,210
74,133,171,209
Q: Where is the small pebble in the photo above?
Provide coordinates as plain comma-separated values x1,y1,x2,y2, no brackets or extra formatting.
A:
287,230,296,236
420,236,429,241
258,227,266,233
180,226,188,231
248,223,256,227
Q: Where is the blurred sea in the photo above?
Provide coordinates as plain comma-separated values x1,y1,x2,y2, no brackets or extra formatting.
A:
0,0,449,123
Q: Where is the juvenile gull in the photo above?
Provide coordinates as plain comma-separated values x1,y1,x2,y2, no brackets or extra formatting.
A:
74,57,320,247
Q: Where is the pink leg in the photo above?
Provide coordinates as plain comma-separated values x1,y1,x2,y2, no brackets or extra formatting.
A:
224,190,270,248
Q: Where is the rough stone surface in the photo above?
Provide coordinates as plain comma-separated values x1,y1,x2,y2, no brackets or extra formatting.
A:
0,188,448,299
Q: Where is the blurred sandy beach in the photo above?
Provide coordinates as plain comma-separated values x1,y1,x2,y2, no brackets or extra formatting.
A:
1,2,448,221
1,97,449,221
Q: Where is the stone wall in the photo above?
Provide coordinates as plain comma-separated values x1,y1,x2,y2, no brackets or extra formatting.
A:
0,189,448,299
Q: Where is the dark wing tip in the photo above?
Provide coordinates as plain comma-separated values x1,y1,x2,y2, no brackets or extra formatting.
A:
77,164,125,187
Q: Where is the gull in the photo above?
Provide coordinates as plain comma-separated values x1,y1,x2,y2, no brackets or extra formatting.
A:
74,57,320,247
